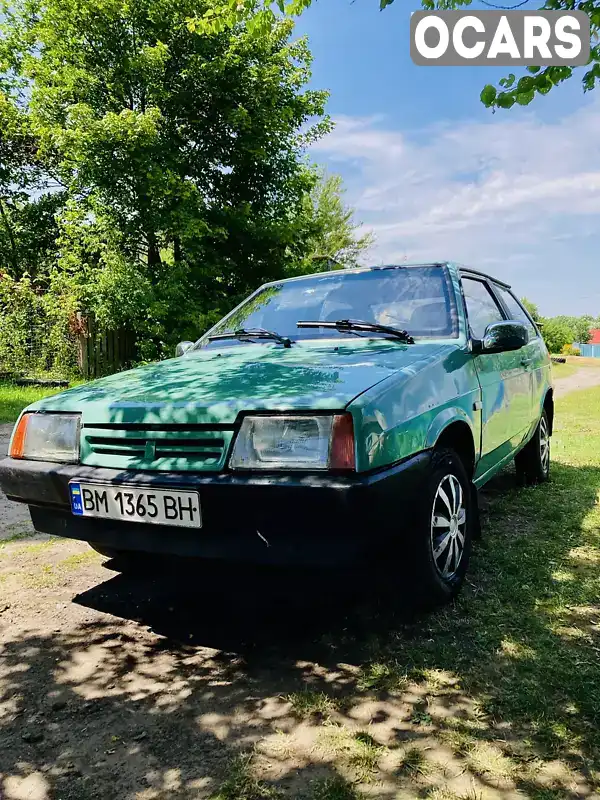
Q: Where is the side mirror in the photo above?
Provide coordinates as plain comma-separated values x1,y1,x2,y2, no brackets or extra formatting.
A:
175,341,194,357
474,321,528,354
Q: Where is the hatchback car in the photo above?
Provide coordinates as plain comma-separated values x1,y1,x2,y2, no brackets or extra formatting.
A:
0,262,552,605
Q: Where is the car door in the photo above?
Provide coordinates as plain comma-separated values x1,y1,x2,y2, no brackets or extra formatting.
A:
493,284,545,435
461,275,530,477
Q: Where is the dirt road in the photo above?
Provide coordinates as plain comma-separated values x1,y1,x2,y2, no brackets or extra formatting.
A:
0,423,35,541
553,364,600,397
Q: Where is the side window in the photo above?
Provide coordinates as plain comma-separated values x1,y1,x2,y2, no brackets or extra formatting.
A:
461,278,505,339
495,286,537,340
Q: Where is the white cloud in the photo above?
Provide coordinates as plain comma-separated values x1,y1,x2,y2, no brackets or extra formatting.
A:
311,101,600,315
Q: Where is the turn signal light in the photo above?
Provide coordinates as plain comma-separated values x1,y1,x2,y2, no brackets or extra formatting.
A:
330,413,355,470
10,414,30,459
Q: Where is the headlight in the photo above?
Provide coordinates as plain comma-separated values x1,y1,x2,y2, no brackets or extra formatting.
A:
229,414,355,471
10,413,81,463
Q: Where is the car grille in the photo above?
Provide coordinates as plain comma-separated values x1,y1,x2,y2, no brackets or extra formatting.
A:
80,424,234,472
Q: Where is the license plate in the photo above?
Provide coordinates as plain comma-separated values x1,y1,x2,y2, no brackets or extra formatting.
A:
69,482,202,528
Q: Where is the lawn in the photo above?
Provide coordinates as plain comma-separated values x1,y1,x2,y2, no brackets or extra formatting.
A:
0,381,67,424
328,385,600,798
550,361,578,379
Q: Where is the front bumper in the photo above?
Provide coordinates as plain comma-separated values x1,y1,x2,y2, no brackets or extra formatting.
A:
0,454,430,566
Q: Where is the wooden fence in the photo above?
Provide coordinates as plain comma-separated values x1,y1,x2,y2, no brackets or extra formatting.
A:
76,313,136,379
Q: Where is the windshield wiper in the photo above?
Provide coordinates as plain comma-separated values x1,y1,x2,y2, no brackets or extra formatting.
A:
207,327,293,348
297,319,414,344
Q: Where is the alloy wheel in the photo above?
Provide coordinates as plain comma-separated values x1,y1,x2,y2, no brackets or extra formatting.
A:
430,473,467,579
540,415,550,474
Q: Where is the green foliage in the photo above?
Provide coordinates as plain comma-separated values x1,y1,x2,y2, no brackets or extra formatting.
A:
291,173,374,274
1,0,355,363
0,381,65,423
540,317,575,354
549,315,593,345
520,297,541,325
521,299,593,353
561,343,581,356
193,0,598,110
0,275,79,377
0,193,65,280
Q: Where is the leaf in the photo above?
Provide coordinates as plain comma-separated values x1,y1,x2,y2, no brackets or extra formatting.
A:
535,74,553,94
480,84,497,107
496,92,516,109
499,73,515,89
516,90,535,105
527,66,541,74
380,0,394,8
516,75,534,93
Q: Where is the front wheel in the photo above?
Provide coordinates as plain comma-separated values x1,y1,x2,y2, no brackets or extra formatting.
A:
406,447,474,607
515,410,550,485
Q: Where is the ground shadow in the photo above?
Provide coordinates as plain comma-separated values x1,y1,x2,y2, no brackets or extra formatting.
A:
2,460,599,799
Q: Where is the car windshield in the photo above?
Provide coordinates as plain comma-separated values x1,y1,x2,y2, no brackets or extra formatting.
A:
194,265,458,348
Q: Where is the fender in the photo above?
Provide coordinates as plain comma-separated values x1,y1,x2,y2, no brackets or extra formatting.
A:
425,406,479,456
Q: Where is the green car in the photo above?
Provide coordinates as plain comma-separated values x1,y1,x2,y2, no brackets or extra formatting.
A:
0,262,552,604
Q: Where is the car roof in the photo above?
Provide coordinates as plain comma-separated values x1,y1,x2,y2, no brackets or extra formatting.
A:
261,261,512,290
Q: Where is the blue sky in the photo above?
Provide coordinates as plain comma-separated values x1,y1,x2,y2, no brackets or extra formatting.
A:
296,0,600,317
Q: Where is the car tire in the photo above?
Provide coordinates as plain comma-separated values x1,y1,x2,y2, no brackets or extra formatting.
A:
514,409,550,486
407,447,473,608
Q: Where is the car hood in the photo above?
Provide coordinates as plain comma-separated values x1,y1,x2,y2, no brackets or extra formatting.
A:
29,339,450,426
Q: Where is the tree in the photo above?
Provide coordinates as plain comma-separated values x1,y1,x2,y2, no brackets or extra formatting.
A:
0,193,66,280
291,173,374,273
521,297,542,325
519,297,594,350
541,318,574,354
1,0,332,353
188,0,599,112
550,315,593,345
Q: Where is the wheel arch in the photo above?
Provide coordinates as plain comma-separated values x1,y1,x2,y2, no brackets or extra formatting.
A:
427,411,477,479
543,388,554,435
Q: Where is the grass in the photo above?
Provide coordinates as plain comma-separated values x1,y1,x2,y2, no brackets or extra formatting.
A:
397,745,432,780
0,525,35,548
210,753,281,800
550,361,578,379
355,385,600,795
0,381,65,424
308,775,363,800
286,689,339,720
316,725,386,783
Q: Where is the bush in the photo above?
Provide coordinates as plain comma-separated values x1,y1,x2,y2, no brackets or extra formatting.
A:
561,344,581,357
0,275,79,378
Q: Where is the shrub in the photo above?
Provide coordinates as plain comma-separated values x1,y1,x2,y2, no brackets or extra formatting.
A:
561,344,581,357
0,274,79,378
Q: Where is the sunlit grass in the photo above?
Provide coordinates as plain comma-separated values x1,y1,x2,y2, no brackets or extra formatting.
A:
0,381,66,424
210,753,280,800
286,689,339,720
